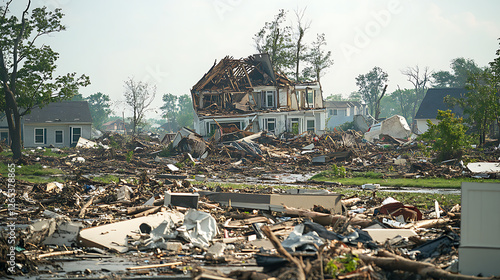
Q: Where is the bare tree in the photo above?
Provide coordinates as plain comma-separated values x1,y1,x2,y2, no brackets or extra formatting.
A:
293,8,311,82
401,66,432,128
123,78,156,136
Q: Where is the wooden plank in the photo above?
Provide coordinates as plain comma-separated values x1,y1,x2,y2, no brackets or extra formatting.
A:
126,261,183,270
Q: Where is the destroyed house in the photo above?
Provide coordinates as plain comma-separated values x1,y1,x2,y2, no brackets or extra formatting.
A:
191,53,326,137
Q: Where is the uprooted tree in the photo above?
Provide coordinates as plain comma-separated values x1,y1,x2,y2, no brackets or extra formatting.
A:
0,1,90,159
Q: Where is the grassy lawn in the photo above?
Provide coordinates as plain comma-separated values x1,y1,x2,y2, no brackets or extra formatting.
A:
90,174,120,184
0,163,65,183
310,170,500,188
327,187,461,210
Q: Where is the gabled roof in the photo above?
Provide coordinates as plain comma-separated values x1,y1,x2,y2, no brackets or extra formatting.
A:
415,88,465,119
103,119,127,126
24,101,92,124
324,101,364,108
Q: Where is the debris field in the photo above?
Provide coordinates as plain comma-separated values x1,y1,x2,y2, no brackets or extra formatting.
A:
1,129,500,279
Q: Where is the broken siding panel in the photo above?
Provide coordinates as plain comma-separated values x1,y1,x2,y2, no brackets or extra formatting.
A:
289,91,299,110
314,89,324,108
278,88,288,108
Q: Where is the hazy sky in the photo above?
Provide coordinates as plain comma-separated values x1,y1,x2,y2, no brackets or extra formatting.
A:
10,0,500,118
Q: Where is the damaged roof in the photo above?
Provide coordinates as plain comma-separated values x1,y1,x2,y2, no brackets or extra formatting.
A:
191,53,291,93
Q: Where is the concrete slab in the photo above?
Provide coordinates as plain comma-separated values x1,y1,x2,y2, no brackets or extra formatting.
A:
364,228,417,243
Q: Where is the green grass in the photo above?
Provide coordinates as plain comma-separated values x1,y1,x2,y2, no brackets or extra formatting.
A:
90,174,120,184
191,181,295,190
328,187,461,209
0,150,13,157
41,149,68,158
310,171,500,188
0,163,65,183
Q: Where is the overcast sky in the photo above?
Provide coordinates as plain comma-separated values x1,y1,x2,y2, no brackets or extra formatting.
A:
10,0,500,118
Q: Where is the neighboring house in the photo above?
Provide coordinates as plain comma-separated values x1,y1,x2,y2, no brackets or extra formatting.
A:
0,113,12,145
325,100,369,130
102,119,130,134
414,88,465,134
23,101,92,148
191,53,326,137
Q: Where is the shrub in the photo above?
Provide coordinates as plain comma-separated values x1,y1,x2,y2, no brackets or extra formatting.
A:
420,110,472,162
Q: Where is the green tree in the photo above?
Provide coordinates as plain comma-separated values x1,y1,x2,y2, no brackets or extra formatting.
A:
325,94,345,101
123,78,156,136
0,2,90,159
444,42,500,145
347,91,362,102
431,57,482,88
160,93,179,132
355,67,388,119
303,33,334,87
176,94,194,129
420,110,471,161
160,93,194,131
71,93,85,101
87,92,112,130
392,88,415,122
254,9,294,74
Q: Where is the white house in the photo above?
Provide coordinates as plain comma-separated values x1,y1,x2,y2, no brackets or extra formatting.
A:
414,88,465,134
324,100,369,131
23,101,93,148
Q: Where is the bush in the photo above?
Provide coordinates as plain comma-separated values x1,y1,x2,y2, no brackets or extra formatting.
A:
331,164,347,178
420,110,472,162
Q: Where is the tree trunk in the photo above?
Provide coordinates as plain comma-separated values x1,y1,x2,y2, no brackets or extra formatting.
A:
3,87,23,160
10,119,22,160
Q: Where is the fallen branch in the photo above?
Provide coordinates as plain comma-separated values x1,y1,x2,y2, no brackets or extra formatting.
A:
405,218,450,229
361,250,496,280
283,206,372,228
78,196,94,219
133,206,161,218
37,250,79,259
127,205,157,215
261,225,306,280
126,261,183,270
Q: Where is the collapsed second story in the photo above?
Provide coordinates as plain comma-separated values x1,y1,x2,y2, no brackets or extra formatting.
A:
190,53,324,117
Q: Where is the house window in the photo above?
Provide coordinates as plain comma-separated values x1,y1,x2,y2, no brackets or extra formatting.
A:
266,91,275,107
307,89,314,105
71,127,81,143
264,118,276,133
35,128,45,144
306,119,315,132
332,109,338,116
0,131,8,144
290,118,300,135
55,130,63,144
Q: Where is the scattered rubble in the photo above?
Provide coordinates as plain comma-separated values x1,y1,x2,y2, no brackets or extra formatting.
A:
1,129,500,279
